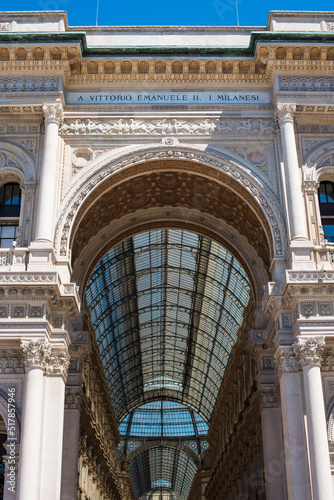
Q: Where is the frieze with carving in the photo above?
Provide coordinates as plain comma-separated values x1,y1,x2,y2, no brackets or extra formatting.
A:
0,350,24,374
61,117,276,136
0,77,60,93
279,77,334,92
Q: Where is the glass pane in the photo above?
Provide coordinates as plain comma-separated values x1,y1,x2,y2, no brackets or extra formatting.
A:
1,226,15,238
323,224,334,242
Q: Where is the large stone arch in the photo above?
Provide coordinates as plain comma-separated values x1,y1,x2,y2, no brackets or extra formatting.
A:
56,146,286,298
0,141,36,184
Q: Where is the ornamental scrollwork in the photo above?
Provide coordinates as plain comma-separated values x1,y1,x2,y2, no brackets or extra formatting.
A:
295,337,325,367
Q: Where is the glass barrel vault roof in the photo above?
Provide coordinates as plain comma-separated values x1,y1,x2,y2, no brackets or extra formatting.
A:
86,229,251,424
119,400,208,438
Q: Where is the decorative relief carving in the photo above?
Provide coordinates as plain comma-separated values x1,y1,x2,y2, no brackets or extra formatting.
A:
0,350,24,374
65,387,83,410
57,152,285,261
295,337,325,367
274,347,299,377
21,339,70,378
322,349,334,371
280,77,334,92
61,118,276,136
21,339,52,369
276,103,296,125
300,302,317,317
45,350,70,377
12,305,25,318
0,77,60,93
0,272,57,284
69,170,271,268
258,386,280,408
0,23,11,32
42,103,63,126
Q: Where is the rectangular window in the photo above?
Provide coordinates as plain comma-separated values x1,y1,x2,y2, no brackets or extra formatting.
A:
0,225,18,248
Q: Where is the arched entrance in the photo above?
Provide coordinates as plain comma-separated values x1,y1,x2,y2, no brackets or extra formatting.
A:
62,154,279,499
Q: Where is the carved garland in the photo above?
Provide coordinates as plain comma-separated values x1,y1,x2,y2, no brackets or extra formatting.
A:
56,148,285,259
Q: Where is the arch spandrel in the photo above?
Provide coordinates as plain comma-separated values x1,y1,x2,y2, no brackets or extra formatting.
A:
55,147,286,273
0,141,36,184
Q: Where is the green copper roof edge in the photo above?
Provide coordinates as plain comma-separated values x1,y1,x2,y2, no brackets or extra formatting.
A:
0,31,334,57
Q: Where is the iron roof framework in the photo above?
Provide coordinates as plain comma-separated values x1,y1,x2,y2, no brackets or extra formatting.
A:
129,446,197,500
86,229,250,423
86,229,251,498
118,400,209,456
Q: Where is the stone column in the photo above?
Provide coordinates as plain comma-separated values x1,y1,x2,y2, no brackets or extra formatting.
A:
61,387,83,500
35,103,63,243
18,340,51,500
296,337,333,500
275,346,311,500
276,103,308,241
40,350,69,500
258,385,287,500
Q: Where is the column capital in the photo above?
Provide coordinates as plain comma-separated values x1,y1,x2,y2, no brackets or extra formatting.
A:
45,349,70,380
21,339,51,370
258,385,280,409
275,103,296,126
274,346,300,378
295,337,325,367
64,386,83,410
42,102,63,126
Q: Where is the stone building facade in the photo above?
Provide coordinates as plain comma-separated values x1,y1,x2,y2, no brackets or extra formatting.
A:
0,9,333,500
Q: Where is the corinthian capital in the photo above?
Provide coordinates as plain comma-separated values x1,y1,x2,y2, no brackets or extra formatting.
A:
42,103,63,126
274,346,299,378
45,349,70,380
21,339,51,369
276,103,296,126
295,337,325,367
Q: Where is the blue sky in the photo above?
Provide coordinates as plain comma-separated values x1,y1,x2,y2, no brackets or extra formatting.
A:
1,0,333,27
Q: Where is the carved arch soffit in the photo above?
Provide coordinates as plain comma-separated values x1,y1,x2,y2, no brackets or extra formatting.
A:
55,146,287,269
0,140,36,183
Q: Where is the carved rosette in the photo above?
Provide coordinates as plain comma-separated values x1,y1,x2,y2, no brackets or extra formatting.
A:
276,103,296,126
274,347,300,378
21,339,51,369
42,103,63,126
295,337,325,367
258,386,280,409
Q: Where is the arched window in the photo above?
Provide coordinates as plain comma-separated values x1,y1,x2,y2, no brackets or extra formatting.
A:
318,181,334,243
0,182,21,248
